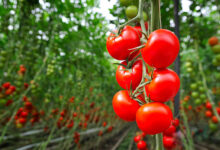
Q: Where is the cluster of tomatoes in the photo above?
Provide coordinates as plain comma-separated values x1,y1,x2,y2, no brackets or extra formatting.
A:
133,132,147,150
106,9,181,148
163,119,179,149
209,36,220,67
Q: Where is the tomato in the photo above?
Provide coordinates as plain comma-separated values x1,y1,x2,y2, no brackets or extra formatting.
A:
134,135,141,143
190,83,197,90
134,22,148,37
191,92,199,98
208,36,218,46
112,90,140,121
172,119,179,127
120,0,132,6
137,140,147,150
116,59,143,90
205,110,212,118
206,101,212,109
106,26,141,60
216,107,220,115
136,102,173,135
145,69,180,103
163,136,176,149
163,125,176,136
141,29,179,68
212,116,218,124
125,5,138,19
212,44,220,54
209,123,218,132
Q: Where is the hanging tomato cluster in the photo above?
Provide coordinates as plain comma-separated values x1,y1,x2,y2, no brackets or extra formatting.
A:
106,25,180,139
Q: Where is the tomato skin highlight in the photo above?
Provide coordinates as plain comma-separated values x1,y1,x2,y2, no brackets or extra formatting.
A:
112,90,140,121
106,26,141,60
141,29,179,68
116,59,143,90
136,102,173,135
145,68,180,103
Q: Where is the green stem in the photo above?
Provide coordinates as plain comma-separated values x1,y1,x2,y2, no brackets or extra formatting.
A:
150,0,161,31
181,106,195,150
194,40,220,124
156,133,164,150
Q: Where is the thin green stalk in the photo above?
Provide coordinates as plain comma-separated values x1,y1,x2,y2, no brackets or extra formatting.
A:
181,107,194,150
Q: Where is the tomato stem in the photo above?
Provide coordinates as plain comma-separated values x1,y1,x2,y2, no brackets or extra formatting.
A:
156,133,164,150
150,0,161,31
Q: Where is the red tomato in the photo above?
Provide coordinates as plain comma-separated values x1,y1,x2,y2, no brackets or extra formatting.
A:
141,29,179,68
106,26,141,60
145,69,180,103
163,136,176,149
134,22,149,37
216,107,220,115
206,101,212,109
112,90,140,121
163,125,176,136
205,110,212,118
134,135,141,143
212,116,218,124
137,140,147,150
172,118,179,127
116,59,143,90
136,102,173,135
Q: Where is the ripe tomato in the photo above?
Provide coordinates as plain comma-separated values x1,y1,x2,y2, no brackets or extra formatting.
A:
163,136,176,149
145,69,180,103
136,102,173,135
137,140,147,150
116,59,143,90
172,119,179,127
134,22,149,37
112,90,140,121
141,29,179,68
106,26,141,60
206,101,212,109
216,107,220,115
208,36,218,46
205,110,212,118
163,125,176,136
134,135,141,143
212,116,218,124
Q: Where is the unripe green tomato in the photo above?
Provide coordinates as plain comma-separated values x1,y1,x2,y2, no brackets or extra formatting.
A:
0,63,4,68
199,87,205,93
191,92,199,98
215,54,220,61
186,67,193,73
212,44,220,54
216,73,220,80
120,0,132,6
0,57,6,62
0,99,6,105
190,83,197,90
0,51,7,56
197,81,203,86
200,94,206,99
209,123,218,132
143,12,148,21
212,58,220,66
185,61,192,68
45,98,50,103
195,99,202,105
126,5,138,19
